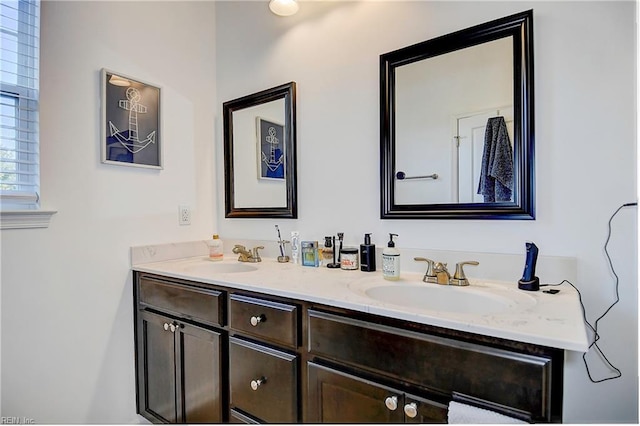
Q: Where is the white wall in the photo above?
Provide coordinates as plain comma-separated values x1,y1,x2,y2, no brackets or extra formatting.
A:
0,1,635,424
215,1,638,423
1,1,217,423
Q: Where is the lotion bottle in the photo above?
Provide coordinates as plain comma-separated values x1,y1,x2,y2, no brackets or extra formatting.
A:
291,231,300,264
382,233,400,280
208,234,223,261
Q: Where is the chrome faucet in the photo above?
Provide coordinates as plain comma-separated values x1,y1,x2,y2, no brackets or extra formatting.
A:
232,245,263,263
414,258,479,286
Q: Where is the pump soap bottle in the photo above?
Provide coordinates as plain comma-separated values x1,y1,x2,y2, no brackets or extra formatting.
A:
382,233,400,280
360,233,376,272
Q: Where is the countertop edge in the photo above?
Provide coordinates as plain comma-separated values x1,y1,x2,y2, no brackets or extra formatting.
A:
132,258,589,353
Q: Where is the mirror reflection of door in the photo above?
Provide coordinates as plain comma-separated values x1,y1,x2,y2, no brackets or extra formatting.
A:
393,36,513,206
456,107,514,203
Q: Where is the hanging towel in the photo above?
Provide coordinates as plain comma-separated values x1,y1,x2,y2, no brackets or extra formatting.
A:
447,401,527,424
477,116,514,202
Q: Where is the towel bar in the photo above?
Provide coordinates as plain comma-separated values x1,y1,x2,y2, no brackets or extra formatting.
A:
396,171,438,180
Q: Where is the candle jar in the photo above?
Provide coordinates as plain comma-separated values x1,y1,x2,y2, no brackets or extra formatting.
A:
340,247,359,270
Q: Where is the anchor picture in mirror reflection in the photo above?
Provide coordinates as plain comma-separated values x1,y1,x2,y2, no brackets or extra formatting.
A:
263,127,284,171
109,87,157,154
259,118,285,179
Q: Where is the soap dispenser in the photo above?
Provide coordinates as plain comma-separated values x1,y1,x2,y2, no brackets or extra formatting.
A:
360,233,376,272
382,233,400,280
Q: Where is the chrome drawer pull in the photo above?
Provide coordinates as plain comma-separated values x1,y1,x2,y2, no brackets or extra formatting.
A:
250,314,265,327
250,377,266,391
404,402,418,418
384,396,398,411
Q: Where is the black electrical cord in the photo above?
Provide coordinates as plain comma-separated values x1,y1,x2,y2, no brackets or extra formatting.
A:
542,202,636,383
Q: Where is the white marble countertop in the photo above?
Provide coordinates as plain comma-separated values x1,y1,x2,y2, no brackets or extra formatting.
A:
132,254,589,352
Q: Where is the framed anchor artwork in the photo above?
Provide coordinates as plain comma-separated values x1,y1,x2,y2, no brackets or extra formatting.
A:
101,69,162,168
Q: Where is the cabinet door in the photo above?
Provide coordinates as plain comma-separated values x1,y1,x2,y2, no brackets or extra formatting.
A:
177,323,223,423
138,310,177,423
307,363,404,423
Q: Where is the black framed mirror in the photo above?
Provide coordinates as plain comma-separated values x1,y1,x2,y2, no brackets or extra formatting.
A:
223,82,297,218
380,10,534,219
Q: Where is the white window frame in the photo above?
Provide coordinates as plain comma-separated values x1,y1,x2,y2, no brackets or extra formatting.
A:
1,0,55,229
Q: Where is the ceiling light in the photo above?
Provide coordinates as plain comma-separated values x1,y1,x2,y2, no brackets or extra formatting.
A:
109,75,130,87
269,0,299,16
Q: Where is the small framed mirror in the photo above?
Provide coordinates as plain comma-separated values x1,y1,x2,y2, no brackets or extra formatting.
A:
223,82,297,218
380,10,535,219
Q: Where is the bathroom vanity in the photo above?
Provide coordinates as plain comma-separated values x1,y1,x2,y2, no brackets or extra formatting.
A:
132,247,587,424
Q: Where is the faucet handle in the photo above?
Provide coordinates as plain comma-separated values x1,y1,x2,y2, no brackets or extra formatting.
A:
251,246,264,262
450,261,479,286
414,257,437,283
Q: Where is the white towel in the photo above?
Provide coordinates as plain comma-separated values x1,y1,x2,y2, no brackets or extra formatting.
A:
447,401,527,424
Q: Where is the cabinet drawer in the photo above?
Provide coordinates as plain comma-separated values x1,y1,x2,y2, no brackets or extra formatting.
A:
308,310,552,421
139,276,223,326
229,294,298,348
229,337,298,423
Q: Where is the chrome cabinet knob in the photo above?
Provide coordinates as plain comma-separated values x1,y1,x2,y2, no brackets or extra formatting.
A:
384,396,398,411
169,323,177,332
163,323,169,331
250,315,265,327
250,377,265,391
404,402,418,418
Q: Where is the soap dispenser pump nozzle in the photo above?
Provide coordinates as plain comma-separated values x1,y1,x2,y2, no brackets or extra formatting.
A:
387,233,398,247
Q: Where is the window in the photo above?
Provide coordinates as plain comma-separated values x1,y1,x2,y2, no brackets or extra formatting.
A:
1,0,53,228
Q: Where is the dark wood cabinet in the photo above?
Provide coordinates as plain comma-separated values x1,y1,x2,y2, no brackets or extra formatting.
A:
306,309,555,422
178,320,224,423
138,310,179,423
228,294,298,348
133,272,563,424
135,274,225,424
227,292,301,423
307,362,447,423
229,337,298,423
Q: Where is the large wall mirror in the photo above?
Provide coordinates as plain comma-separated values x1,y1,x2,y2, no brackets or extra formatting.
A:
223,82,297,218
380,10,534,219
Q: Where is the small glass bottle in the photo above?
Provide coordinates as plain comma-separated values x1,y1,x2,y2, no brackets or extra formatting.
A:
319,236,334,267
208,234,223,261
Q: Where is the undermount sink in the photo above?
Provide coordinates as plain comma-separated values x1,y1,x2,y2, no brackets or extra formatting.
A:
183,261,258,274
359,283,536,315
